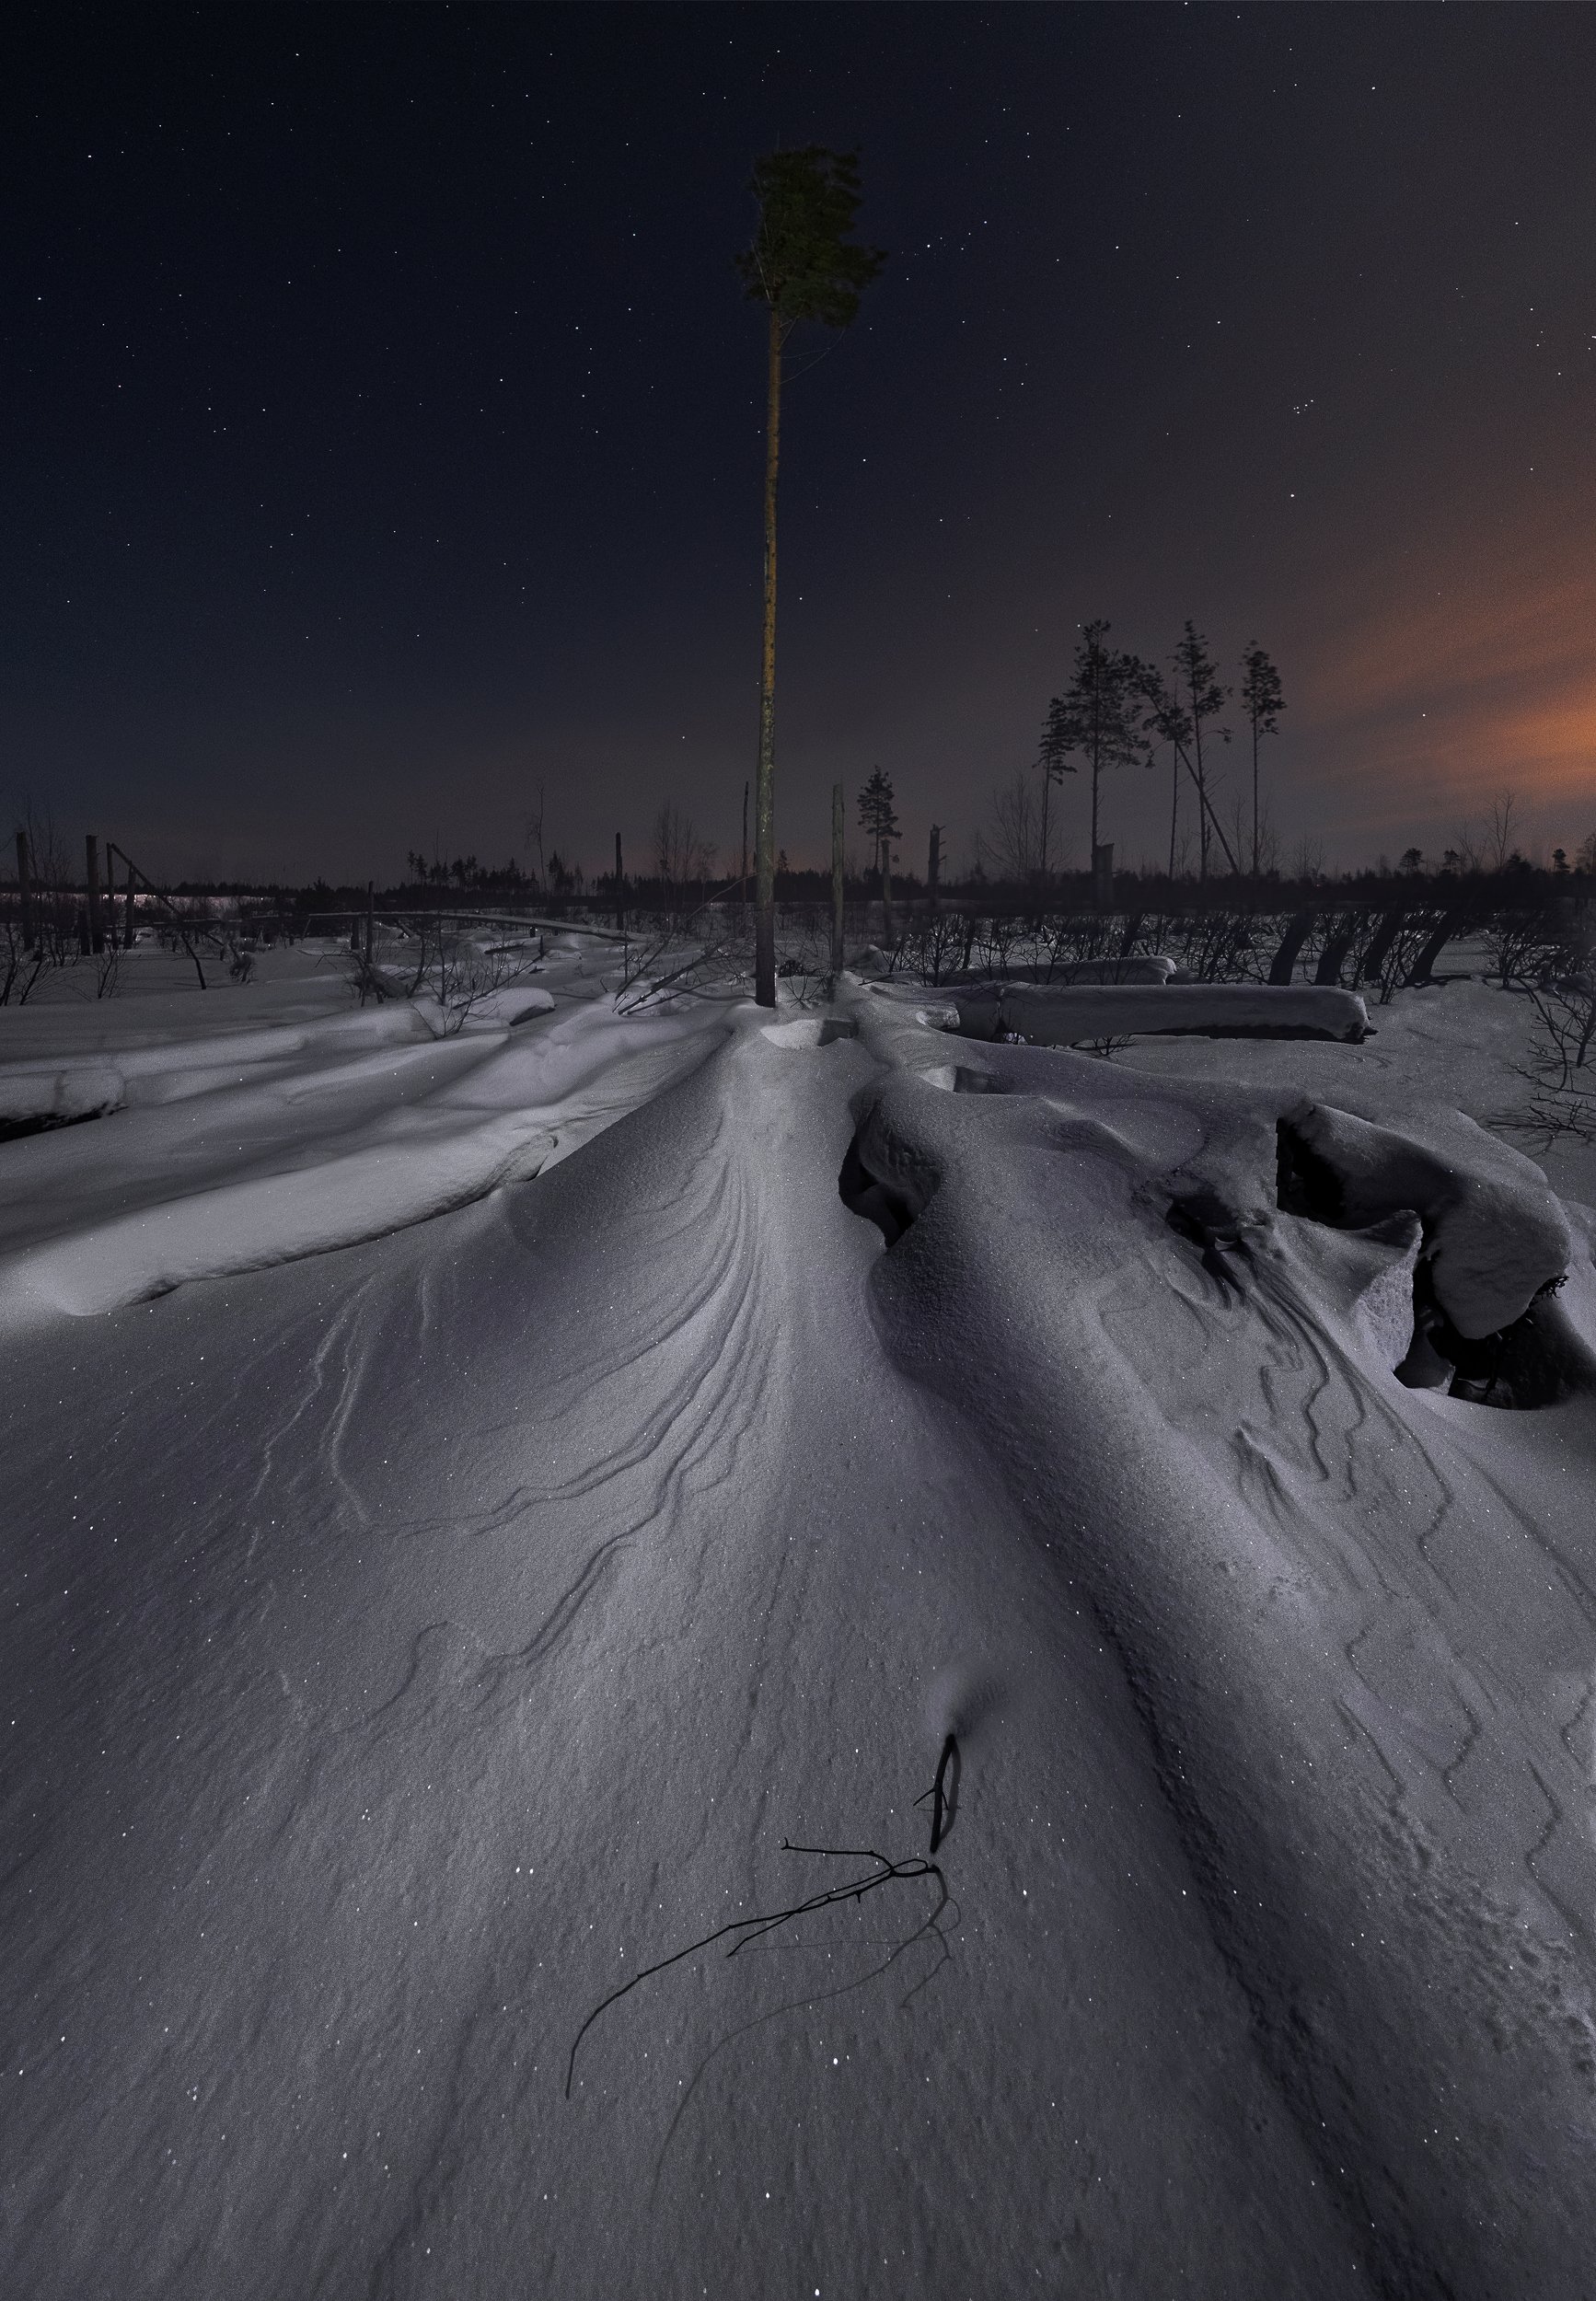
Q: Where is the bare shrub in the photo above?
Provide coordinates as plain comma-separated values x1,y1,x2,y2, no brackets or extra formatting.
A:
1479,909,1561,991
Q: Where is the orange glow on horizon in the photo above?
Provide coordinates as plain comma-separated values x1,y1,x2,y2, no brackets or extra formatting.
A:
1294,530,1596,843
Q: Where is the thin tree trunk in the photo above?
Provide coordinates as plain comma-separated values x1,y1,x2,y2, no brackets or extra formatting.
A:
86,834,104,954
1252,719,1259,879
754,306,782,1007
16,830,33,949
1175,742,1240,874
830,781,844,974
1168,747,1178,881
1268,909,1315,986
110,843,207,987
741,779,749,929
1194,712,1209,882
881,837,894,945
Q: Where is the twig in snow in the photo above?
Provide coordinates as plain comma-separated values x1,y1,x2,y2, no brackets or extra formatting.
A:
913,1731,960,1853
565,1829,951,2098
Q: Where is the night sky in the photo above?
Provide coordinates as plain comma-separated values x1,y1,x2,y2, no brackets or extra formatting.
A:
7,3,1596,885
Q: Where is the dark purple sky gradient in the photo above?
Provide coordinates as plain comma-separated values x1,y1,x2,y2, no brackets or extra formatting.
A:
6,3,1596,883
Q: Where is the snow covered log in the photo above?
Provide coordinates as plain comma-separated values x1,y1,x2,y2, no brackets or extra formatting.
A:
0,1065,122,1134
940,954,1177,987
953,980,1370,1044
1280,1098,1573,1338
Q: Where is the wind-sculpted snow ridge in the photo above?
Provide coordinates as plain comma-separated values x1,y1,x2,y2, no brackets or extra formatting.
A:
0,970,733,1324
5,961,1593,2298
3,988,1370,2301
847,1023,1596,2299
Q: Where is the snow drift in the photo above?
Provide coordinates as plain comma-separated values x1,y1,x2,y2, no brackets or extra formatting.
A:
3,952,1594,2300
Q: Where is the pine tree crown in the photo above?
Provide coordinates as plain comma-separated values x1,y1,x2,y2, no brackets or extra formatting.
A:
735,146,887,330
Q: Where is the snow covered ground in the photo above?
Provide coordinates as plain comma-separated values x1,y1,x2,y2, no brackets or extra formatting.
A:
3,945,1594,2297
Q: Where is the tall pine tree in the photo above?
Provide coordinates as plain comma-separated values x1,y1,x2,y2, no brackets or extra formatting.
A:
736,149,885,1005
1040,621,1150,882
1239,643,1286,878
857,768,900,937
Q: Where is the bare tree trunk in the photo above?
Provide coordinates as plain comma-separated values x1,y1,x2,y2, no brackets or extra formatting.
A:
830,782,845,975
1353,908,1405,990
1176,743,1240,874
754,306,782,1007
17,829,34,949
1195,717,1209,882
109,843,207,987
86,834,105,954
530,780,546,896
1252,723,1260,880
1168,748,1178,881
1268,910,1315,986
741,779,749,930
1315,913,1358,987
615,832,624,933
881,838,895,945
928,824,941,916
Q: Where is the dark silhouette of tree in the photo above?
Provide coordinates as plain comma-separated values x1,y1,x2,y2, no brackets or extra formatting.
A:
1040,620,1150,868
1239,643,1286,878
858,767,900,935
1172,623,1230,881
1136,667,1196,880
737,148,885,1006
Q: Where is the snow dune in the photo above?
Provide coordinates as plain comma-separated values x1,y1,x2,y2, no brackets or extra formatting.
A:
0,954,729,1324
2,956,1593,2297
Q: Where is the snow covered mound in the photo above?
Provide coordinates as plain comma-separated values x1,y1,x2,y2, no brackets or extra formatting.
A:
847,1033,1596,2299
0,955,733,1324
4,965,1595,2299
0,1063,123,1133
